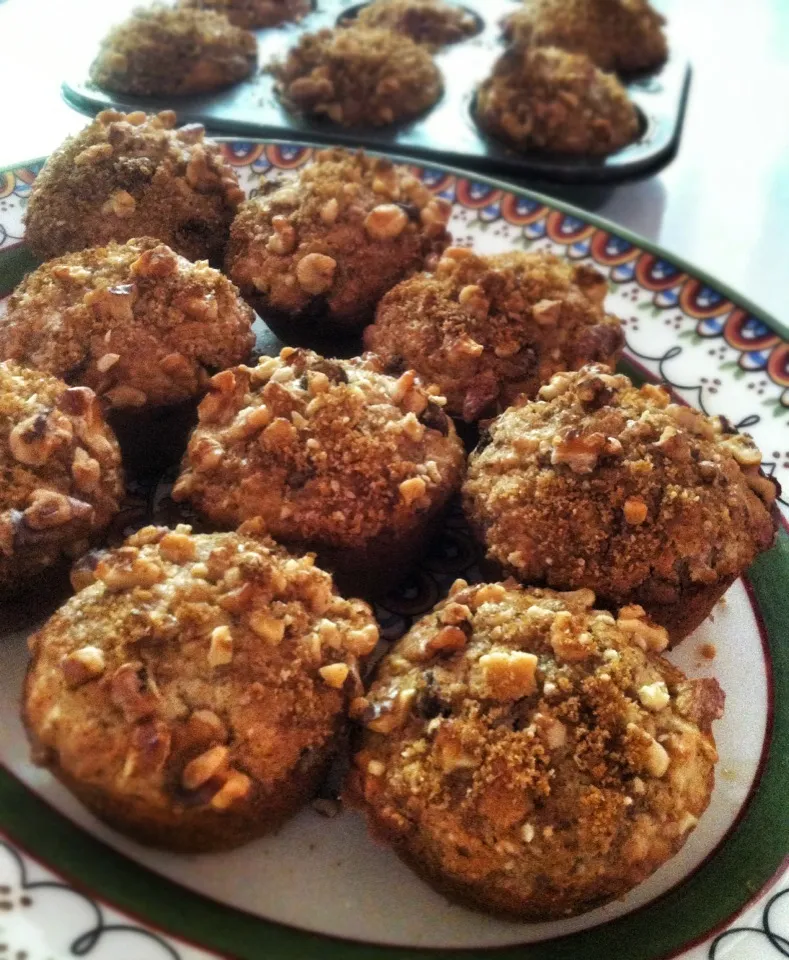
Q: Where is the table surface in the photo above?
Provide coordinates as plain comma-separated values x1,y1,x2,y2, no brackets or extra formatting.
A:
1,0,788,325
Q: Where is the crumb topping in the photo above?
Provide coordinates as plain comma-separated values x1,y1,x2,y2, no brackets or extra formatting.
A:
3,238,254,410
25,523,378,812
365,247,624,421
180,0,311,29
476,46,639,156
463,365,779,609
351,581,723,917
173,348,465,547
354,0,479,48
270,26,443,127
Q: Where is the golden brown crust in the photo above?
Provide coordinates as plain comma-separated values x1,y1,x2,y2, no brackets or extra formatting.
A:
504,0,668,74
23,523,379,852
462,366,779,643
3,238,254,411
270,26,443,127
173,348,466,589
0,362,123,590
23,111,244,264
350,581,723,920
225,148,451,331
180,0,311,29
364,247,624,421
90,6,258,96
354,0,479,48
476,46,639,156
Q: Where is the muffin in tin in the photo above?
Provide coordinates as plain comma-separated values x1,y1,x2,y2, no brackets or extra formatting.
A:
24,111,244,265
225,148,452,336
350,580,724,920
353,0,479,48
0,361,123,592
23,522,379,852
90,6,258,97
270,25,443,127
173,348,466,595
504,0,668,75
180,0,311,29
2,238,254,471
364,246,624,422
463,365,779,643
476,46,639,156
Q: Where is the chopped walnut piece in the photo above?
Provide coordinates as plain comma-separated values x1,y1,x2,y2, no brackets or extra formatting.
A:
109,662,159,723
122,719,171,778
211,771,253,810
425,625,468,657
248,612,285,645
60,646,106,687
208,625,234,667
365,204,409,240
319,662,350,689
182,745,229,790
296,253,337,295
638,681,670,711
473,650,538,700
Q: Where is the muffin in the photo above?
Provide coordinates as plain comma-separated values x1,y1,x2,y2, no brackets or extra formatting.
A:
24,111,244,264
180,0,311,29
270,25,443,127
225,148,451,336
364,246,624,422
23,522,379,852
353,0,479,48
90,6,258,97
0,361,123,591
173,348,466,595
463,365,780,643
504,0,668,75
476,46,640,156
350,581,724,920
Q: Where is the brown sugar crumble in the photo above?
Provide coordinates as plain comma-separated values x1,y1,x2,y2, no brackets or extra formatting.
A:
350,581,723,920
354,0,479,48
180,0,311,29
364,246,624,421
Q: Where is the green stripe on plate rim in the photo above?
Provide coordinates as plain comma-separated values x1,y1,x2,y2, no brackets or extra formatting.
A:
0,141,788,959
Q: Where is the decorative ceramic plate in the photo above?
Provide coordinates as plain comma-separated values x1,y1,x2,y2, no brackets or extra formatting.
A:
0,140,787,960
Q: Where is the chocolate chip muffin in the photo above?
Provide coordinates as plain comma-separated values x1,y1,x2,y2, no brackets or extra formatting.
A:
364,246,624,422
0,362,123,591
504,0,668,75
24,111,244,265
353,0,479,48
463,366,779,643
225,148,451,337
350,580,724,920
476,46,639,156
173,349,466,595
23,522,379,852
90,6,258,97
180,0,311,29
270,25,443,127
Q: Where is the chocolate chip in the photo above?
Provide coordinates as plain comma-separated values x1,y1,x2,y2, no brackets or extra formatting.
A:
419,401,449,435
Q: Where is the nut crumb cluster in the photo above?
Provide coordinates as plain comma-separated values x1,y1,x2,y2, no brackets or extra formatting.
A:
463,365,779,642
180,0,311,29
365,246,624,421
23,110,244,264
2,237,254,411
24,522,378,851
270,25,443,127
354,0,479,48
225,148,451,331
0,362,124,589
90,6,258,97
476,46,639,156
351,580,723,919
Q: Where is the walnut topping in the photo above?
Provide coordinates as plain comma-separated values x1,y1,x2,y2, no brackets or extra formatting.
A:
469,583,506,608
623,497,648,525
439,602,472,626
248,612,285,645
399,476,427,505
549,612,595,662
425,625,468,657
720,435,762,468
208,625,234,667
109,662,159,723
296,253,337,294
96,352,121,373
159,530,197,563
60,646,106,687
550,431,603,473
182,745,229,790
23,490,86,530
101,189,136,218
96,549,164,591
458,283,489,320
9,414,65,466
616,607,669,653
532,298,562,326
210,771,252,810
364,203,409,240
122,719,171,779
319,662,350,688
267,215,297,255
473,650,538,700
365,688,417,733
345,623,379,656
638,681,670,711
645,737,670,777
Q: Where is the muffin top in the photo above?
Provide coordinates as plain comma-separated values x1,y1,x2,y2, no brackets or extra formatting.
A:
225,148,452,327
173,348,466,548
25,523,379,814
90,6,258,96
23,110,244,264
476,46,639,156
0,362,123,586
365,246,624,421
270,25,443,127
352,580,723,919
2,238,255,411
354,0,479,48
180,0,311,29
463,365,779,608
504,0,668,74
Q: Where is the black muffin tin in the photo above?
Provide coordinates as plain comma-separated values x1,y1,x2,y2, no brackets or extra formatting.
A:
62,0,689,185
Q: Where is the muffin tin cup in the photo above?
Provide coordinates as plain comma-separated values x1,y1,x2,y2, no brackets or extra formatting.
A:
63,0,690,185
